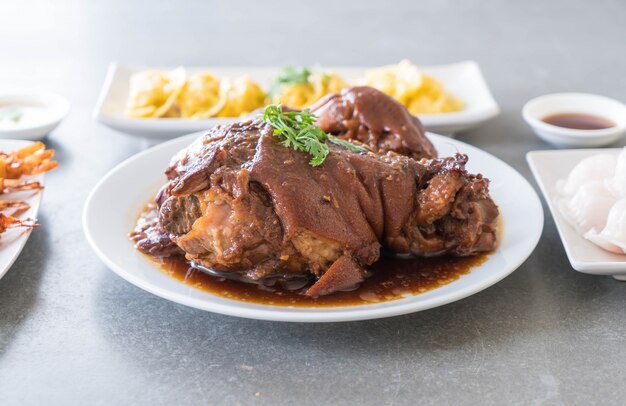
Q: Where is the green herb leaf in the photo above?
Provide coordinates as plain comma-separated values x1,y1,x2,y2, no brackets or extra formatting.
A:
327,135,367,153
0,108,23,123
276,66,312,85
269,66,312,97
261,104,366,167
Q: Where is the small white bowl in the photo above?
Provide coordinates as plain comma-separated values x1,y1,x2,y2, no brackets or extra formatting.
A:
0,92,70,140
522,93,626,147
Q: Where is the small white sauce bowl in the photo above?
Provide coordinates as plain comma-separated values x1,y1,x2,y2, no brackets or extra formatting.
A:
522,93,626,147
0,92,70,140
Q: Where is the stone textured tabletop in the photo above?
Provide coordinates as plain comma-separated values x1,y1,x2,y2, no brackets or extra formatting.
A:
1,0,626,404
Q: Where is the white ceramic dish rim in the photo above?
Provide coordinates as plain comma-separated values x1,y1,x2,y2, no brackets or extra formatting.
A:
522,93,626,138
83,133,543,322
0,92,70,135
93,61,500,137
526,148,626,275
0,140,46,280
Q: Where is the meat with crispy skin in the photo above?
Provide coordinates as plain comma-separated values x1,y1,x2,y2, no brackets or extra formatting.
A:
311,86,437,160
138,118,498,296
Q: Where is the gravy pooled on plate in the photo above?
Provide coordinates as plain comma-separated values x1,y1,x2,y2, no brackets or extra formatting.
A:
154,249,489,307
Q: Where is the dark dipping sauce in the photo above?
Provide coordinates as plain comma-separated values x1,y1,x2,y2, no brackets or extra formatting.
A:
542,113,615,130
149,253,488,307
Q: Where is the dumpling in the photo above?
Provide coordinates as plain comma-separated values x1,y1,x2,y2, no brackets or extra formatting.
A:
178,72,226,119
606,147,626,197
271,70,347,110
125,67,186,118
585,198,626,255
558,181,617,233
556,154,617,196
358,60,463,114
360,60,424,105
217,76,267,118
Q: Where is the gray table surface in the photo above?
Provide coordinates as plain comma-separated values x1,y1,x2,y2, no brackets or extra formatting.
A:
2,0,626,404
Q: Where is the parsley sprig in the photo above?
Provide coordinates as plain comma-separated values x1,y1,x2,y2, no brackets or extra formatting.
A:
269,66,312,97
262,105,366,167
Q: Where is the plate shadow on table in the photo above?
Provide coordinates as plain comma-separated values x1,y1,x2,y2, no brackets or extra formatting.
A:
0,216,51,359
91,214,621,383
0,132,71,358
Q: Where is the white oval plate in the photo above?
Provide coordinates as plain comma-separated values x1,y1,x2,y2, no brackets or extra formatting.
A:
83,133,543,322
0,140,47,280
94,61,499,139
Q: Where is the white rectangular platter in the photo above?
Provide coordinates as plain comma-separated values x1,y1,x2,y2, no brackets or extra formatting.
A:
94,61,499,141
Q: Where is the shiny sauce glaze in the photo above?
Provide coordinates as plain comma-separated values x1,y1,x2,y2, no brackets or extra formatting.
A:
134,202,492,307
542,113,615,130
149,252,488,307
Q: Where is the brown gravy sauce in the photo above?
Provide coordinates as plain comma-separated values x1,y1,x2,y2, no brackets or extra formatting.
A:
542,113,615,130
149,252,488,307
135,201,494,308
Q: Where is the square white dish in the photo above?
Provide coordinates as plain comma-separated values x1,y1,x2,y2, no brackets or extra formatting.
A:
527,149,626,279
94,61,500,141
